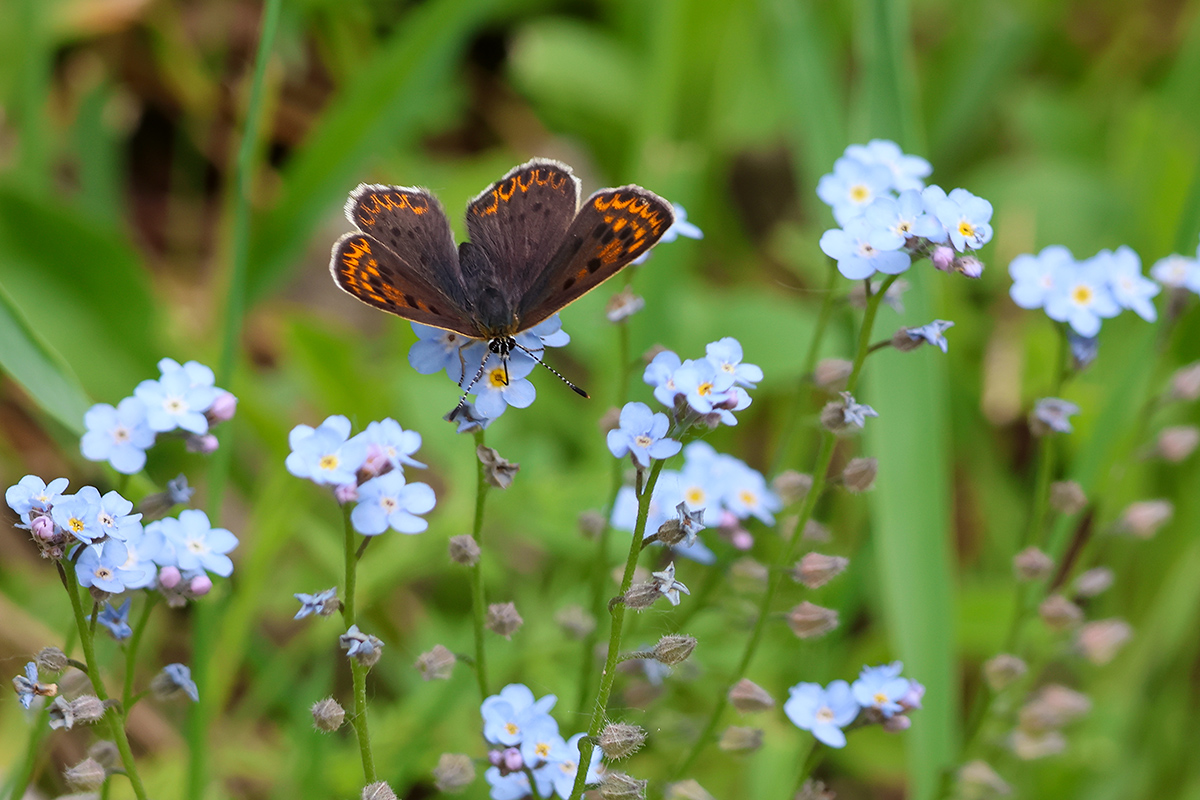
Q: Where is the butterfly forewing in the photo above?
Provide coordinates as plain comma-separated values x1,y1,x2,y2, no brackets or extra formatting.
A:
516,186,674,330
329,231,479,337
465,159,581,307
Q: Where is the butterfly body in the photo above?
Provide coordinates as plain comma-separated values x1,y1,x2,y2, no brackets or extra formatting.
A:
330,159,674,407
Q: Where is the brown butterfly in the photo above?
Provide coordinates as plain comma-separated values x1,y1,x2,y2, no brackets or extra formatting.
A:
329,158,674,413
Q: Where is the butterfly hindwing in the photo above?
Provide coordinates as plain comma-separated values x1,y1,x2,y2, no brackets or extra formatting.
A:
345,184,469,309
516,185,674,330
465,158,581,306
329,232,479,337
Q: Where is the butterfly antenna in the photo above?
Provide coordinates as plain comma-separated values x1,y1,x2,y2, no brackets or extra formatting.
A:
449,355,490,420
514,342,590,399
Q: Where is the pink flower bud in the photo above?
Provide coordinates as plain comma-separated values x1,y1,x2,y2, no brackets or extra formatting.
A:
882,715,912,732
954,256,984,278
158,566,182,589
31,515,55,540
207,392,238,424
932,246,955,272
185,434,219,454
334,483,359,504
501,747,523,772
730,528,754,550
190,575,213,596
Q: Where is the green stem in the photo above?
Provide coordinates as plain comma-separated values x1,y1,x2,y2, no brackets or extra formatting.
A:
568,460,667,800
341,506,377,784
60,562,148,800
792,740,825,797
470,429,492,700
123,594,158,710
674,275,896,779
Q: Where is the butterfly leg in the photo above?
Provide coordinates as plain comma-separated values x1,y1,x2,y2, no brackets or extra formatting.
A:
449,352,490,420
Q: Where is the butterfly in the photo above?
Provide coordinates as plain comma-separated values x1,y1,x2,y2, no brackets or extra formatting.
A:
329,158,675,414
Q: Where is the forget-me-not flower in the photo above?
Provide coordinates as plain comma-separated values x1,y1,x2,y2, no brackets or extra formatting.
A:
114,522,164,589
1009,245,1074,310
903,320,955,353
644,350,683,407
51,493,102,544
134,368,218,435
6,476,69,523
844,139,932,192
1101,246,1159,322
1043,257,1120,337
94,599,134,640
294,587,338,619
1151,253,1200,292
351,471,436,535
76,540,131,593
354,418,425,474
154,509,237,577
705,337,763,389
607,402,681,468
473,355,537,419
820,216,912,279
817,157,894,225
75,486,141,542
81,398,156,474
1032,397,1080,434
784,680,860,748
851,662,910,718
286,415,369,486
671,359,735,415
482,684,558,746
651,562,690,606
839,392,879,428
934,188,993,252
158,663,199,702
864,190,945,248
13,662,47,709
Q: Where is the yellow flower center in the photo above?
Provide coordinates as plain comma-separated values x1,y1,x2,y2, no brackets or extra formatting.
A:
488,368,508,389
958,220,976,238
739,490,756,507
504,722,519,736
897,221,912,233
319,454,339,471
1071,285,1093,304
697,382,713,397
849,184,870,203
874,691,889,705
68,517,85,533
535,742,552,758
686,488,705,505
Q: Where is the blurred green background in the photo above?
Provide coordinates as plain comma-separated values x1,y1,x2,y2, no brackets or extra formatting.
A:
2,0,1200,798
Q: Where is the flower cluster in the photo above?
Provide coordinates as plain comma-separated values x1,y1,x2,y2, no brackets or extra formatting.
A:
1009,245,1161,336
612,441,781,561
408,315,569,427
5,476,237,603
784,662,923,748
817,139,992,280
286,415,435,536
481,684,603,799
81,358,237,474
644,337,761,429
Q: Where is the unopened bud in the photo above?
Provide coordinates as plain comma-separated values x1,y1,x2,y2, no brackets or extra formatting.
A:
666,779,716,800
64,757,106,791
578,510,607,538
311,697,345,732
476,445,519,489
49,695,105,730
600,772,647,799
1118,499,1173,538
1169,361,1200,401
448,535,480,566
1072,567,1113,598
1039,594,1083,632
207,391,238,423
931,245,955,272
814,359,853,390
599,722,647,759
793,553,849,589
772,471,813,505
622,582,662,610
190,575,212,596
1019,684,1090,731
31,515,55,540
883,714,912,732
957,760,1011,798
158,566,182,589
185,433,219,454
87,740,120,769
339,627,384,669
983,654,1027,691
728,679,775,713
891,328,925,352
1010,729,1066,760
787,602,839,639
652,634,697,666
606,288,645,322
433,753,476,793
362,781,398,800
1012,547,1054,582
1049,481,1087,515
36,647,68,673
555,605,596,639
1156,425,1199,462
718,725,763,752
842,457,877,492
334,482,359,504
802,519,831,542
415,645,456,680
955,256,984,278
1076,618,1132,665
729,557,768,592
486,603,523,638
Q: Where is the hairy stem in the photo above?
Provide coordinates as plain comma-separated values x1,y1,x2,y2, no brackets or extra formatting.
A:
470,429,492,700
342,506,377,783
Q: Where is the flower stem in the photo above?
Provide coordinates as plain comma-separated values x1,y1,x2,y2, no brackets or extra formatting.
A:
341,505,377,784
673,275,896,779
470,429,491,700
123,593,158,710
792,740,825,797
568,459,666,800
60,561,148,800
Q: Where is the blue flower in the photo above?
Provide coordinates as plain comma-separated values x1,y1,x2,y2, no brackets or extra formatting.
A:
519,715,564,770
159,663,199,702
644,350,683,407
447,400,495,434
93,599,133,640
6,475,68,523
820,217,912,280
705,338,763,389
783,680,860,748
844,140,932,192
75,486,142,542
114,521,165,589
473,355,537,419
1009,245,1074,310
672,359,735,415
339,625,384,662
157,509,237,577
817,157,894,225
484,767,533,800
863,190,945,249
1101,246,1159,322
851,662,910,718
519,314,571,350
839,392,879,429
481,683,557,746
408,323,478,376
1151,253,1200,292
157,358,217,390
607,402,681,468
933,188,993,252
134,369,218,435
13,662,43,709
720,461,782,525
51,493,103,544
903,320,955,353
651,562,690,606
80,398,156,474
294,587,338,619
1070,332,1098,370
1032,397,1079,434
286,415,369,486
76,540,131,593
538,732,604,798
350,471,437,535
354,418,425,474
1043,257,1120,337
